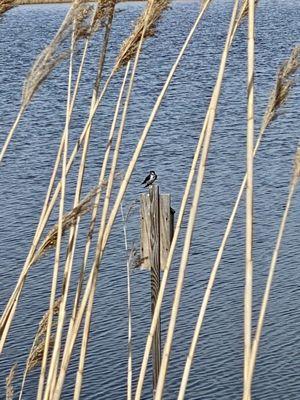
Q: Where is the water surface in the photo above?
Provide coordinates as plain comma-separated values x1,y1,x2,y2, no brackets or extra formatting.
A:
0,1,300,399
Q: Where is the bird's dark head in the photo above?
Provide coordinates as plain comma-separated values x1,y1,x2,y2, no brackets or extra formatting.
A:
150,170,156,175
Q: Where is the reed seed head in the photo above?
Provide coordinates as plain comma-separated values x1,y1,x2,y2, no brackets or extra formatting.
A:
34,186,101,263
5,363,17,400
25,297,61,373
0,0,15,16
262,45,300,132
90,0,116,33
292,147,300,186
21,0,94,108
236,0,259,26
115,0,170,71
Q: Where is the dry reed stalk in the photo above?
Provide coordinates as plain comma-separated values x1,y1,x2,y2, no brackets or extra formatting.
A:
45,10,117,396
52,0,178,394
0,40,88,353
115,0,170,71
72,63,131,400
0,1,91,165
19,298,61,400
244,0,255,396
243,148,300,400
175,44,300,398
43,0,213,397
154,2,239,398
1,0,165,343
0,0,113,166
120,203,133,400
36,27,76,400
0,0,117,353
72,54,136,398
71,3,157,392
0,56,115,354
71,64,130,328
6,363,17,400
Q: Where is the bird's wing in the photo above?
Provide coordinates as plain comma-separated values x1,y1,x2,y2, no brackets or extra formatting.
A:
142,175,150,184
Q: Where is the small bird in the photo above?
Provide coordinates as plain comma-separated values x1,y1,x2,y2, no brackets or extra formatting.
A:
142,170,157,188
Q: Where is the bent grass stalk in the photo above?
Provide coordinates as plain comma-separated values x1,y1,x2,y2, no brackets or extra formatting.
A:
0,64,115,353
154,1,240,398
36,26,75,400
45,7,117,396
0,0,171,347
0,1,87,165
71,63,129,397
177,43,300,400
120,203,134,400
134,0,258,396
70,0,163,393
72,59,134,400
51,0,186,394
244,0,255,396
243,148,300,400
0,5,105,351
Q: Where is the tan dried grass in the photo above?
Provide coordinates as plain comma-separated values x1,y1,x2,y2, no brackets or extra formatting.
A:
21,1,93,109
6,364,17,400
115,0,170,70
33,186,101,263
19,298,61,399
0,0,15,16
262,46,300,131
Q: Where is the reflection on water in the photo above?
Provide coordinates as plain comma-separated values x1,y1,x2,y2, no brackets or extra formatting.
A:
0,1,300,399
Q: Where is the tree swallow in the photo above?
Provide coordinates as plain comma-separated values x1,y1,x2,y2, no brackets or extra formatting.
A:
142,170,157,187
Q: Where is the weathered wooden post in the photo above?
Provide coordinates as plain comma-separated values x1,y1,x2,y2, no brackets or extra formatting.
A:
140,185,175,394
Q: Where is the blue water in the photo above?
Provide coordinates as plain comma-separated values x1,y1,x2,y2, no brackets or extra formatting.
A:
0,0,300,398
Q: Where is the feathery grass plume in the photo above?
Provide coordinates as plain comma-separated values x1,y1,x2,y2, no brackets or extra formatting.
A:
115,0,170,71
6,364,17,400
261,46,300,131
90,0,116,33
21,0,93,109
0,0,15,16
27,297,61,372
236,0,259,25
18,298,61,399
33,186,101,262
291,147,300,186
